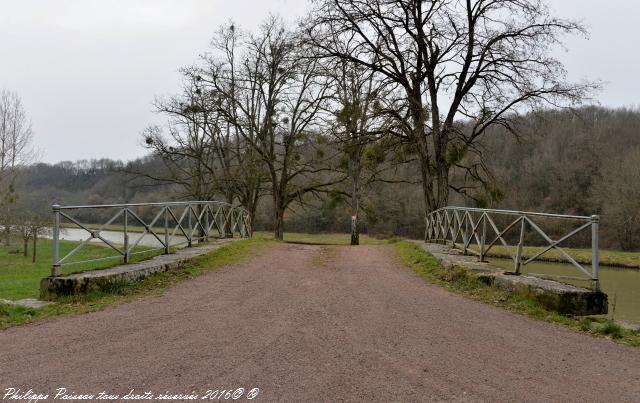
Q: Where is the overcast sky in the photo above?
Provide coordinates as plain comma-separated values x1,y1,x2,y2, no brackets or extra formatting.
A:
0,0,638,164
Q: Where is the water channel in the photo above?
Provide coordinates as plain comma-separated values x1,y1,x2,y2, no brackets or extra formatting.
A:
490,258,640,324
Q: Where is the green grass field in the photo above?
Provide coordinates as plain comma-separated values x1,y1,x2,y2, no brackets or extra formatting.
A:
255,231,393,245
0,238,159,300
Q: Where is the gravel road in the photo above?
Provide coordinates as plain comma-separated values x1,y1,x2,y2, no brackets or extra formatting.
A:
1,243,638,402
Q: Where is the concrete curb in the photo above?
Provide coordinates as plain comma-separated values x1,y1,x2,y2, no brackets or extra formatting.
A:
418,242,608,316
40,239,237,300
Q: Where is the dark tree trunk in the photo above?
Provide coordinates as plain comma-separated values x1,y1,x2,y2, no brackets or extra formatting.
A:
350,215,359,246
32,233,37,263
272,173,287,241
349,154,361,246
416,135,438,228
408,91,442,228
273,205,285,241
23,237,28,257
4,225,10,247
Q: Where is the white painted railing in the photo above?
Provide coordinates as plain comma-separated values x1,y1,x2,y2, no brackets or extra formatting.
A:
425,207,600,290
51,201,251,275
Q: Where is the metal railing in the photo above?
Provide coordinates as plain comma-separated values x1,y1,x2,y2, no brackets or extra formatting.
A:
51,201,251,276
425,206,600,291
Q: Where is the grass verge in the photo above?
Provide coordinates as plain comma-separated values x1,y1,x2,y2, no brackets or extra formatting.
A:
396,240,640,347
0,237,272,330
0,238,161,300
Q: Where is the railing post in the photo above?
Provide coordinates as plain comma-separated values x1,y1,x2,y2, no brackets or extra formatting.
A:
463,214,468,254
591,215,600,291
164,205,170,254
188,203,193,247
444,211,450,242
51,204,61,276
514,216,526,275
228,207,234,238
238,210,244,237
480,214,487,262
123,208,129,263
434,214,438,243
204,204,210,242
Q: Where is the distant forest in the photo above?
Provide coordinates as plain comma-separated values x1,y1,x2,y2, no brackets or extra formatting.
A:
13,106,640,250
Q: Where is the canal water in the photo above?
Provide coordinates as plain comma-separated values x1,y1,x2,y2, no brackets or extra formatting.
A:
489,258,640,324
53,228,189,249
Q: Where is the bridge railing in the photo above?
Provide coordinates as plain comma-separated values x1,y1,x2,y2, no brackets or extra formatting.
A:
425,207,600,291
51,201,251,276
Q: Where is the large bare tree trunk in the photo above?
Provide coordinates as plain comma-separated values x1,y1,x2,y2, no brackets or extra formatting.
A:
273,204,285,241
349,155,360,246
272,171,287,241
350,212,359,246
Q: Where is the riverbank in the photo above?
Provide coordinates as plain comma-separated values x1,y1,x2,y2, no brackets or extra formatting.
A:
480,245,640,270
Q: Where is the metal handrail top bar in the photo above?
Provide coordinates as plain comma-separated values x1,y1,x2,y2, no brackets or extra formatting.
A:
433,206,594,221
54,201,247,213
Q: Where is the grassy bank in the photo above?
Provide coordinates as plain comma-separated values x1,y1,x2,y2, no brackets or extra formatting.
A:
0,237,272,329
397,241,640,347
446,242,640,269
0,239,160,300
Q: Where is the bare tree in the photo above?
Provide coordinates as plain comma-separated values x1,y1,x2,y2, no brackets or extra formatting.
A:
13,206,50,262
306,0,594,221
138,71,266,230
141,79,224,203
326,56,397,245
198,19,344,240
0,89,35,245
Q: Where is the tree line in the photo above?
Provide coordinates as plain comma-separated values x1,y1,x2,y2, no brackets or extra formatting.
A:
8,105,640,251
135,0,591,244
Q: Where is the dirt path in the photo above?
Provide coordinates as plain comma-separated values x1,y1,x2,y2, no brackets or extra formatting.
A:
1,243,638,402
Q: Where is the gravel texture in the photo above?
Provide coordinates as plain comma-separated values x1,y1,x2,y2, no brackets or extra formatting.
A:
0,243,638,402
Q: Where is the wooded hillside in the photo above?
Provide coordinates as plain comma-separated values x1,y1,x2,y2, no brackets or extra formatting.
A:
13,106,640,250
